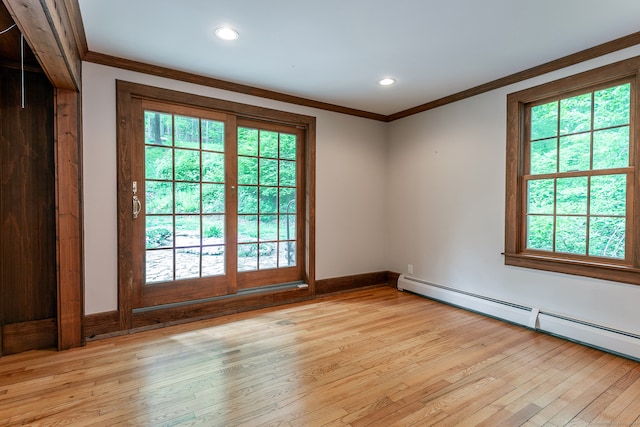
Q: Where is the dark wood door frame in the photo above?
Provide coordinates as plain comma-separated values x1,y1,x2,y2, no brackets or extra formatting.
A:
54,88,84,349
116,80,316,330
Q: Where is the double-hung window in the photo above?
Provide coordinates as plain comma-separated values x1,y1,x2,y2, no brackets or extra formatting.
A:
505,57,640,284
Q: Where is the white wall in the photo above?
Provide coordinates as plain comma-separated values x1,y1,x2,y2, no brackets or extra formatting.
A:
388,46,640,336
82,62,388,314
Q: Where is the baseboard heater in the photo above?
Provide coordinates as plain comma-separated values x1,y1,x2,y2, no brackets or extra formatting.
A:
397,275,640,361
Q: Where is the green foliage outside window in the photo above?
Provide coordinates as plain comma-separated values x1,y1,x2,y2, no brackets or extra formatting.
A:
143,114,297,254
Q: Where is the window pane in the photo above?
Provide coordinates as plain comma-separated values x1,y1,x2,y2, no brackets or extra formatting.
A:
175,183,200,214
238,244,258,271
202,184,224,214
175,149,200,181
560,93,591,135
175,116,200,149
526,215,553,251
594,83,630,129
202,120,224,152
259,243,277,269
556,177,587,215
527,179,554,214
146,181,173,214
146,146,172,180
279,241,296,267
590,174,626,216
279,215,296,240
259,158,278,186
202,246,225,277
279,188,296,213
202,152,225,183
280,160,297,186
589,217,625,259
259,215,277,241
559,134,590,172
238,127,258,156
592,127,629,170
238,186,258,214
146,215,173,249
238,215,257,243
260,130,279,158
530,138,557,175
280,133,296,160
176,248,200,279
238,156,258,185
259,188,278,213
146,249,173,283
203,215,224,245
531,101,558,140
175,215,200,247
556,216,586,255
145,111,172,146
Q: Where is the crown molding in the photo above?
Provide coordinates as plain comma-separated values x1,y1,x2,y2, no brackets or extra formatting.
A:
82,31,640,122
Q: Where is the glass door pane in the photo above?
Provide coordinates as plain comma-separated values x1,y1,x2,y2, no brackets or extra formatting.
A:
144,110,226,284
237,126,298,272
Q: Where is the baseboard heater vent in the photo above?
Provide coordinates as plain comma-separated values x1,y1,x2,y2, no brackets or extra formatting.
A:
397,275,640,361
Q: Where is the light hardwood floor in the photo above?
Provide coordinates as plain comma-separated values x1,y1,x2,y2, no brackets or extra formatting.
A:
1,286,640,426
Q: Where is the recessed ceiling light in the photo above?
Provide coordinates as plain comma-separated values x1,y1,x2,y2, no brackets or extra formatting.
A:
379,78,396,86
215,27,239,41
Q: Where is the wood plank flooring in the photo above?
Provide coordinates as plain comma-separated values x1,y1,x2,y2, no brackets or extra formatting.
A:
1,286,640,426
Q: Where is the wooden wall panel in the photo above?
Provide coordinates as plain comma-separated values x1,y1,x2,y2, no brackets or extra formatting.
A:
0,67,57,352
1,318,56,354
1,0,84,354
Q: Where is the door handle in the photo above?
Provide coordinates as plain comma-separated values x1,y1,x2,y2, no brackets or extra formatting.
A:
133,195,142,219
132,181,142,219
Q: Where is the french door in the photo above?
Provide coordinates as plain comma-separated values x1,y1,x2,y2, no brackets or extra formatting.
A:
131,99,305,308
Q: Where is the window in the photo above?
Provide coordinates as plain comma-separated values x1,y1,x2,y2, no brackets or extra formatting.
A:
505,57,640,285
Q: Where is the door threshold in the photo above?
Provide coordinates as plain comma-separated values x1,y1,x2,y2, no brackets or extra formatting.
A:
133,281,308,313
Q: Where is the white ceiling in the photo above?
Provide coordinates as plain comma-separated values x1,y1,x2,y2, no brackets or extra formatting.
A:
78,0,640,116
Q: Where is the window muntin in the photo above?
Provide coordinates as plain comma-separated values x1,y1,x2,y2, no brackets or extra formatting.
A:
524,82,631,260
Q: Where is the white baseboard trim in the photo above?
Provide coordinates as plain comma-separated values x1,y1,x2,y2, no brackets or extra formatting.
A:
397,275,640,361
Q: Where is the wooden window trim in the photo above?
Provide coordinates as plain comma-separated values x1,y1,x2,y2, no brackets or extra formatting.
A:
505,55,640,285
116,80,316,329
